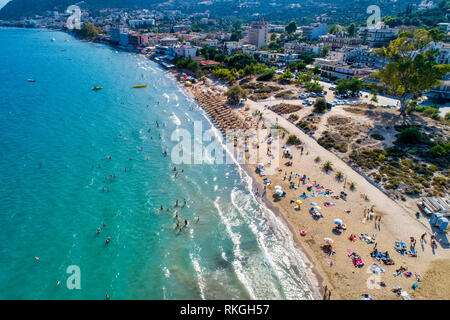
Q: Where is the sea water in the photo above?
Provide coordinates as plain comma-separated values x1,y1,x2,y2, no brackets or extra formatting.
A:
0,27,317,299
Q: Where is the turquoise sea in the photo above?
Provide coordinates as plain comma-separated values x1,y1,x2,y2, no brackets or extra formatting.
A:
0,27,317,299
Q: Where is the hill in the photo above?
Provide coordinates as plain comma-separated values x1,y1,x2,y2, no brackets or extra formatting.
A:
0,0,419,26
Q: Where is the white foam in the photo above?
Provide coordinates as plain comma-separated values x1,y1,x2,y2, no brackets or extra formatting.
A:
169,112,181,126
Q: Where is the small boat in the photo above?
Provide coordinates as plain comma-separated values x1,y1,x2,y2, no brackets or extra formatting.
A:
132,84,147,88
92,86,103,91
51,38,56,42
27,79,36,82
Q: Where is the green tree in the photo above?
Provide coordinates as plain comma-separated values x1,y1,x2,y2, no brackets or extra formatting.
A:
285,21,298,34
327,24,341,35
347,23,357,37
375,29,450,122
306,81,323,93
314,98,328,113
75,23,100,40
225,85,248,103
230,29,243,41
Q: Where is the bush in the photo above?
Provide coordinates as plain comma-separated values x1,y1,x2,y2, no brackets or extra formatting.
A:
225,85,248,103
313,98,328,113
430,145,447,156
286,135,301,145
398,127,422,145
256,70,275,81
322,161,333,172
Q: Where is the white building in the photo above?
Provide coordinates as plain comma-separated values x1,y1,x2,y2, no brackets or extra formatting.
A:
128,19,155,28
246,19,269,49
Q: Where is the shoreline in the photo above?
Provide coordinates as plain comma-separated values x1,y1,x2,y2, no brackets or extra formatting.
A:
181,76,449,299
12,26,448,299
240,161,325,299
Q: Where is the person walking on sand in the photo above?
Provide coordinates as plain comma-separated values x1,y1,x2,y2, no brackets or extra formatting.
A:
421,232,427,243
328,291,331,300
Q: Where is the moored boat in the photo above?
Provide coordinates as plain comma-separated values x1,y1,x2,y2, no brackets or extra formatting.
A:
132,84,147,88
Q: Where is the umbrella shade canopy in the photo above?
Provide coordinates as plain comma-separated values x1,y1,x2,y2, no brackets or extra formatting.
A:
324,237,334,244
333,219,343,225
258,163,264,167
275,185,283,190
296,200,303,205
276,190,284,195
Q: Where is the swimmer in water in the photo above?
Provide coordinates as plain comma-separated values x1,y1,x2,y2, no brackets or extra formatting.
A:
106,237,111,244
97,228,101,234
105,294,110,300
184,219,188,227
161,205,164,211
56,281,60,286
184,198,187,206
175,200,179,207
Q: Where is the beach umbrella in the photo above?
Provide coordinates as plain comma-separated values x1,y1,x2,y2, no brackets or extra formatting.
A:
324,237,334,244
296,200,302,205
333,219,343,225
400,291,409,297
275,185,282,190
258,163,264,168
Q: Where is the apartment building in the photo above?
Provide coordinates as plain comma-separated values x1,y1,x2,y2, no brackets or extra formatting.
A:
246,18,269,49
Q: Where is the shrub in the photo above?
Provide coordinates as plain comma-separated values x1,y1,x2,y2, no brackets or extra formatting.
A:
430,145,447,156
398,127,422,145
371,133,385,140
313,98,328,113
322,161,333,172
335,171,344,181
348,181,356,190
286,135,301,145
256,70,275,81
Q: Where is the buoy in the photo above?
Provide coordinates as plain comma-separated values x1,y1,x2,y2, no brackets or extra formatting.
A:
300,230,307,236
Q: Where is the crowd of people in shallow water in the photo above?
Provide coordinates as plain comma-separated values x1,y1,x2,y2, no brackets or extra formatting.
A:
36,110,205,299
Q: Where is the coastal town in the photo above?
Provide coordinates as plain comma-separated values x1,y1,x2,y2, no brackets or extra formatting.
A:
1,0,449,301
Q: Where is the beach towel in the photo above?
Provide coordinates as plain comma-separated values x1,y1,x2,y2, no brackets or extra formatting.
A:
325,203,335,207
310,193,316,197
407,248,417,257
299,194,308,199
369,263,386,274
316,186,323,190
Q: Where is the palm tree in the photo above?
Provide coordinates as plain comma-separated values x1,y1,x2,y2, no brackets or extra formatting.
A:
322,161,333,173
348,181,356,191
335,171,344,182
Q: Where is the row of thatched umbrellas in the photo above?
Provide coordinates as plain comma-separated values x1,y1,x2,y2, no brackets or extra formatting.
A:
192,88,249,132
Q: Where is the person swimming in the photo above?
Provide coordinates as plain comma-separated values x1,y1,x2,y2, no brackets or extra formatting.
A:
106,237,111,244
175,200,179,207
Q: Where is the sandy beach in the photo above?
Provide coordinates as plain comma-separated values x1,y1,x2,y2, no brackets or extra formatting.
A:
183,77,450,300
